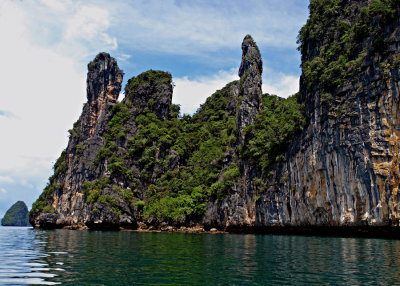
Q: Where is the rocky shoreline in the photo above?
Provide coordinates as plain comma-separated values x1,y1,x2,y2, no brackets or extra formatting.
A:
57,222,400,239
61,222,227,234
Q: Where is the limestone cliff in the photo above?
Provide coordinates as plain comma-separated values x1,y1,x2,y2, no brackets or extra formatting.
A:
29,54,176,229
30,0,400,234
205,0,400,230
82,53,123,139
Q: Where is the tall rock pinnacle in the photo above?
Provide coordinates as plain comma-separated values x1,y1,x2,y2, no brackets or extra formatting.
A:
236,35,263,135
82,53,123,138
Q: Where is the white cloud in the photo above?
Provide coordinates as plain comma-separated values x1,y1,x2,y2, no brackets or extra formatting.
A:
64,5,117,50
13,1,118,63
114,0,308,55
0,189,7,194
20,179,35,189
116,54,132,63
0,0,124,215
263,75,299,98
173,69,239,114
0,176,14,184
40,0,68,12
174,69,299,114
0,0,121,210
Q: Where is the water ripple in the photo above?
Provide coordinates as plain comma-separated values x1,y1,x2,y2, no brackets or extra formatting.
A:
2,227,400,285
0,227,62,285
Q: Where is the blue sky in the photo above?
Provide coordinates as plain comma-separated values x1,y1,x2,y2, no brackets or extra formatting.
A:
0,0,309,218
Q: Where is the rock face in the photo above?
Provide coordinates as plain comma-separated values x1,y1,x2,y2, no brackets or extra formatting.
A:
272,0,400,227
203,35,264,228
30,53,126,229
30,1,400,233
29,54,175,229
82,52,123,139
2,201,29,226
125,70,173,120
205,0,400,229
237,34,263,135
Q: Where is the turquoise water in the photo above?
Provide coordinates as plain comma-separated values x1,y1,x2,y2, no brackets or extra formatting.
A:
1,227,400,285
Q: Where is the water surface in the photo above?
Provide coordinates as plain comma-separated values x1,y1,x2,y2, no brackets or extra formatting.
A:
1,226,400,285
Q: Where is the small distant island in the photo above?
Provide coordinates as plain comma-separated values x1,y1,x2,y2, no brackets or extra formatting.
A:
1,201,29,226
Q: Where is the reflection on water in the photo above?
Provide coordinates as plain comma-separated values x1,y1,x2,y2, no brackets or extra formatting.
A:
0,227,60,285
1,227,400,285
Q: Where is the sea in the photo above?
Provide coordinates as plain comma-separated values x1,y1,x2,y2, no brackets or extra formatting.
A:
0,226,400,285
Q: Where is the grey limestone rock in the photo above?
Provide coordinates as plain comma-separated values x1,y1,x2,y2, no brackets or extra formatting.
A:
205,0,400,230
237,34,263,135
124,70,173,121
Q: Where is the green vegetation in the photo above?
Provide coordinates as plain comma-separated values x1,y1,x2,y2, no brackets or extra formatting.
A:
68,119,81,139
75,143,86,155
209,163,241,201
77,80,239,224
170,104,181,119
298,0,400,100
29,150,67,215
92,103,131,169
32,42,308,227
32,71,305,225
1,201,29,226
88,60,95,71
83,178,127,215
106,103,131,142
241,93,306,174
135,82,238,223
125,70,172,95
99,77,304,223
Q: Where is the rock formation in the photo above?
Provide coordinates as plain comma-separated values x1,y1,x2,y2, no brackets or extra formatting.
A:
237,34,263,135
2,201,29,226
125,70,173,120
30,1,400,235
205,0,400,230
82,52,123,139
29,54,176,229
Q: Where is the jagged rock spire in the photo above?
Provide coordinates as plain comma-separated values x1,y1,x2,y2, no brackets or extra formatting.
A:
238,35,263,78
83,53,123,138
236,34,263,135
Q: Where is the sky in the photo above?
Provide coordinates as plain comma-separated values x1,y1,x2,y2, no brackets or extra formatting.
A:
0,0,309,218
